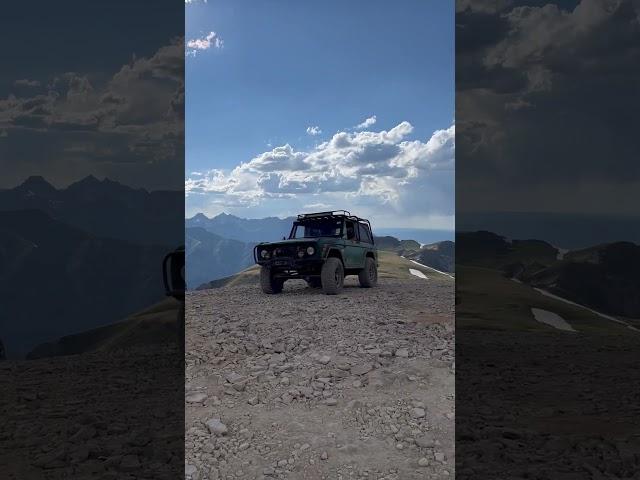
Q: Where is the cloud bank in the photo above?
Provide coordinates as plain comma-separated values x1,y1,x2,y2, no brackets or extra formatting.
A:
186,121,455,228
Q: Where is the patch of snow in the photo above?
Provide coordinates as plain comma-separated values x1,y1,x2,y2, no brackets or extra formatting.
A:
408,260,454,279
531,308,576,332
409,268,428,279
534,288,640,332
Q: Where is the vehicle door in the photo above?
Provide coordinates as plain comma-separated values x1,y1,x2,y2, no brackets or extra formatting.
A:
343,220,366,268
356,222,374,266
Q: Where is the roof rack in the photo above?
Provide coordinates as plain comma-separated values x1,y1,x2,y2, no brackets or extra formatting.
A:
294,210,374,243
297,210,351,219
296,210,372,227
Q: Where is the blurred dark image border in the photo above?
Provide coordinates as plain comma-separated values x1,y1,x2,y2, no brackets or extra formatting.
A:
0,1,185,478
456,0,640,478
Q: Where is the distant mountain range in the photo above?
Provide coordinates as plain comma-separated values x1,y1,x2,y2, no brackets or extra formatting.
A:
0,175,183,247
186,213,293,243
185,227,256,289
186,213,455,246
457,211,640,249
185,212,456,289
458,231,640,318
374,228,454,245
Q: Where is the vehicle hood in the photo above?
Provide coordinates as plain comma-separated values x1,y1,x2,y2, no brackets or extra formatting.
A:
257,239,320,247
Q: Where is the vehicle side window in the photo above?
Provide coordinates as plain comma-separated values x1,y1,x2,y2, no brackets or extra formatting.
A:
345,221,356,240
357,223,372,243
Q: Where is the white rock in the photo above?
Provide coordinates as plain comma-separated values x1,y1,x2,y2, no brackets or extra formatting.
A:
206,418,228,436
318,355,331,365
186,392,208,404
410,408,426,419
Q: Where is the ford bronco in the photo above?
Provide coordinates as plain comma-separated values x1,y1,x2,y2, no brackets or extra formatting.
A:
254,210,378,295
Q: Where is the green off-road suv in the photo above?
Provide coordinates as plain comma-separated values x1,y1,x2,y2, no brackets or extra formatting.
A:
254,211,378,295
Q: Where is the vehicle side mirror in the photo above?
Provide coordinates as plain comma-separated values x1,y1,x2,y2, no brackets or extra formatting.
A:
163,246,185,300
282,236,286,240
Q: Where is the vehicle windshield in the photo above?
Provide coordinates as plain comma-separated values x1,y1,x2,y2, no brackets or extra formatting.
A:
290,219,343,238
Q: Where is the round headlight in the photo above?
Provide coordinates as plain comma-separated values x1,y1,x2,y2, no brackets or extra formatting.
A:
297,250,305,258
260,249,268,258
306,246,315,255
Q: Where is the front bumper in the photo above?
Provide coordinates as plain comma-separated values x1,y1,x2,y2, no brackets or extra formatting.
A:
255,253,323,277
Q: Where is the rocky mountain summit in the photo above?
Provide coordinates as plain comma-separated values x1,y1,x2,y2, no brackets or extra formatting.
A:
185,262,454,479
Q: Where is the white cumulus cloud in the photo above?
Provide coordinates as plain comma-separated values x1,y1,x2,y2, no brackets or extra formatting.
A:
306,126,322,136
355,115,377,130
186,32,223,57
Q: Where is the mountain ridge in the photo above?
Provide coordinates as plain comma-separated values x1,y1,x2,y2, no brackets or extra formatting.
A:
0,175,183,247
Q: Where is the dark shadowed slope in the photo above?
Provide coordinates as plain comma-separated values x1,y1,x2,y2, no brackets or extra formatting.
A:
0,209,170,358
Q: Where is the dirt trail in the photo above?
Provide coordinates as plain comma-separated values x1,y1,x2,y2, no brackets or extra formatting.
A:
186,275,454,480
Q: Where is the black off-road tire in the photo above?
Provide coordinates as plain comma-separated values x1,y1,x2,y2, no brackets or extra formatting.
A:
260,266,284,294
321,257,344,295
358,257,378,288
306,277,322,288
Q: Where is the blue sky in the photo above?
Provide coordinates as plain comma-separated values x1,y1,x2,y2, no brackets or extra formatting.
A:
186,0,454,229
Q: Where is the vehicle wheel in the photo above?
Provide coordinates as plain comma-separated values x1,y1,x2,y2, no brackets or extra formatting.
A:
260,266,284,294
306,277,322,288
321,257,344,295
358,257,378,288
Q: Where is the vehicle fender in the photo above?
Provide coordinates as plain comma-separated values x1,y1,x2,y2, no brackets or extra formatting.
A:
324,247,344,263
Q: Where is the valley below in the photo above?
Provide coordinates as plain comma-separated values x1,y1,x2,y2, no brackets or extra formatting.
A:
185,256,454,480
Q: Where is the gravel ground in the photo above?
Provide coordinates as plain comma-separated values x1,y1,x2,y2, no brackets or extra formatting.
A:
456,330,640,479
0,345,184,479
185,275,455,480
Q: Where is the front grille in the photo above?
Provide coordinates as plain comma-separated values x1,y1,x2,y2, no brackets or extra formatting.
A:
273,246,297,258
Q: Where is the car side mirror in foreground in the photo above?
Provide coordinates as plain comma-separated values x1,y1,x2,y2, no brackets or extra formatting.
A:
163,246,185,300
